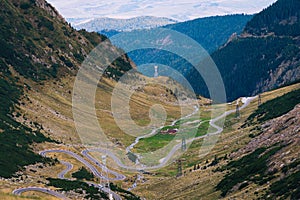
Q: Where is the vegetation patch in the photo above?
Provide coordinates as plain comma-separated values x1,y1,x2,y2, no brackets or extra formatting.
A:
246,88,300,124
47,178,108,200
0,78,55,178
269,170,300,199
134,133,175,153
134,119,210,153
216,145,282,197
196,121,210,137
72,167,95,181
110,183,141,200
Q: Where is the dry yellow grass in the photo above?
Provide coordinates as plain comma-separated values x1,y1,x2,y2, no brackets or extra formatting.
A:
0,192,38,200
133,83,300,200
3,73,201,197
2,192,61,200
19,74,196,147
10,71,299,199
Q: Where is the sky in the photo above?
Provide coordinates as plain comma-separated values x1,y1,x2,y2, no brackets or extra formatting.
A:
47,0,277,22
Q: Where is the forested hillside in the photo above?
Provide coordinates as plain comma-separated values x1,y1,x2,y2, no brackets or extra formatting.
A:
0,0,133,81
0,0,134,178
127,14,252,77
187,0,300,101
245,0,300,36
164,14,252,53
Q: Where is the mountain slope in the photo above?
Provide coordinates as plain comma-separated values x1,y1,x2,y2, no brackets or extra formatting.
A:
0,0,133,81
0,78,55,179
244,0,300,36
0,0,134,180
164,14,253,53
187,0,300,101
125,14,252,77
133,81,300,200
0,1,195,199
216,87,300,199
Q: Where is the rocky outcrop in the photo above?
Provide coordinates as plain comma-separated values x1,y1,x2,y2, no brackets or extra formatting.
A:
232,104,300,171
35,0,65,22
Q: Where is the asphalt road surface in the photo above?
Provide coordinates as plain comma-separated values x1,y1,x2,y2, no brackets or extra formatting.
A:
12,96,256,200
13,187,69,199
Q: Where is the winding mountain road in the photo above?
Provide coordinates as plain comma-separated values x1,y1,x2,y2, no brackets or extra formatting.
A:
13,96,256,199
13,150,123,200
12,187,69,199
126,106,200,154
40,150,103,179
84,96,257,170
81,149,126,180
58,161,73,179
147,96,257,169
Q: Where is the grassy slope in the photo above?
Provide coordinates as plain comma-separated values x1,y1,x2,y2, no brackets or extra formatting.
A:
134,115,211,153
0,0,135,198
20,75,192,147
246,87,300,123
133,83,300,200
0,77,56,179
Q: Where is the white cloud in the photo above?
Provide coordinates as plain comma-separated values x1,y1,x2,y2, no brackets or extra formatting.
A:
47,0,277,21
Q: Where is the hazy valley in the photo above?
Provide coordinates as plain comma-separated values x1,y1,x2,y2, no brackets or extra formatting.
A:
0,0,299,200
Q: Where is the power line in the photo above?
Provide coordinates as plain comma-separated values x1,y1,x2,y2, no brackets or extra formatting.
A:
236,103,240,118
258,94,262,106
176,159,183,177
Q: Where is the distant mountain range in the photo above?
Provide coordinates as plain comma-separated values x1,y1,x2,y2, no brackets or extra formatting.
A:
84,14,252,54
74,14,253,85
71,16,177,32
47,0,277,22
125,14,253,80
69,0,300,103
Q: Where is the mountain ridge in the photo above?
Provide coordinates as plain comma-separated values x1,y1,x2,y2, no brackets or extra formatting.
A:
187,0,300,101
73,16,178,32
0,0,135,180
0,0,300,199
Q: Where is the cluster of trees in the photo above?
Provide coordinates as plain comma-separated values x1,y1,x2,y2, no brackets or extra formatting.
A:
245,0,300,36
246,88,300,124
270,170,300,199
187,0,300,101
72,167,94,181
47,178,108,200
0,79,55,178
110,183,141,200
216,146,282,197
164,14,253,53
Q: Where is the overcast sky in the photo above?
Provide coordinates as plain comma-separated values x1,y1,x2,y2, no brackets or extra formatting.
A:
47,0,277,21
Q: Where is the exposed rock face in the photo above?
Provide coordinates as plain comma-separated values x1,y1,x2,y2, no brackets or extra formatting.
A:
232,104,300,170
35,0,65,22
255,57,300,95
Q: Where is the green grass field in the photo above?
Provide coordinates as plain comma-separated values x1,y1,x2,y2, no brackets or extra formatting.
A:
134,118,212,153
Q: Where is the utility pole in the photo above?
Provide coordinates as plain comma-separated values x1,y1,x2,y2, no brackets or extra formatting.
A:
176,159,183,177
258,94,262,106
181,137,186,151
236,102,240,118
